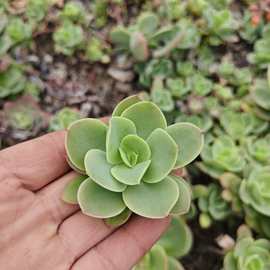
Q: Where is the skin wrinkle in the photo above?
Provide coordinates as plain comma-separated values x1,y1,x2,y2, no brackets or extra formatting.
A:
91,246,118,270
121,225,149,257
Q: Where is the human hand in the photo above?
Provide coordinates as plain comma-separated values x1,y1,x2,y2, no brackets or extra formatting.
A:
0,131,170,270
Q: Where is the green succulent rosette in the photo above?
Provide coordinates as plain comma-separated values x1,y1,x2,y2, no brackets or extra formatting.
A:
223,236,270,270
63,96,203,223
240,167,270,217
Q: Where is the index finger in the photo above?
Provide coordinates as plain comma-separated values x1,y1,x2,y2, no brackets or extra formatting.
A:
0,131,70,191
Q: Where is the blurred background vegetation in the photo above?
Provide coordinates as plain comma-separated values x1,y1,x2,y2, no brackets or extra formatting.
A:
1,0,270,269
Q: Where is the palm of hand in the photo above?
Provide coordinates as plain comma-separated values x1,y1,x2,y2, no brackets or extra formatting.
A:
0,131,169,270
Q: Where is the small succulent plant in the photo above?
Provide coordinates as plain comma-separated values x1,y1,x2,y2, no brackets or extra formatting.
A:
240,167,270,217
203,7,239,45
0,64,26,98
63,96,204,224
60,1,86,24
195,183,231,228
223,234,270,270
199,135,245,179
246,135,270,165
85,37,110,63
26,0,49,23
53,21,84,56
49,107,81,131
248,24,270,68
134,217,192,270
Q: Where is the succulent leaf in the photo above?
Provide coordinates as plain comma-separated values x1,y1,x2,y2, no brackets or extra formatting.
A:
158,217,193,258
119,134,151,166
66,119,107,172
112,95,142,116
106,117,136,164
143,128,178,183
130,31,149,62
111,160,151,185
166,123,204,168
121,101,167,139
78,178,126,218
62,174,88,204
123,177,179,218
170,176,192,215
105,208,132,228
84,149,126,192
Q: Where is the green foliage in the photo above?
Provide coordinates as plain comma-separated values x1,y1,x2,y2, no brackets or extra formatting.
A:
49,108,81,131
134,217,192,270
0,65,26,98
203,7,238,45
63,96,203,223
196,183,231,228
26,0,49,22
223,235,270,270
85,37,109,63
248,25,270,68
60,1,85,23
3,95,45,130
53,21,84,55
199,135,246,178
240,167,270,217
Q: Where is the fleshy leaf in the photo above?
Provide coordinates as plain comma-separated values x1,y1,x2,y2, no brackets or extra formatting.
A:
121,101,167,139
78,178,126,218
119,134,151,167
158,217,193,258
104,208,132,227
66,119,107,171
106,117,136,164
143,129,178,183
62,174,88,204
123,177,179,218
166,122,204,168
84,149,126,192
111,160,151,185
130,31,149,62
112,95,142,117
137,12,159,37
168,257,185,270
169,176,192,215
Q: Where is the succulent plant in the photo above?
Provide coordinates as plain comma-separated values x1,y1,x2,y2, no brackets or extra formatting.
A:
248,25,270,68
60,1,85,24
53,21,84,56
195,183,231,228
26,0,49,22
85,37,110,63
6,18,32,44
191,73,213,96
244,206,270,239
0,64,26,98
219,110,254,140
3,95,47,131
49,107,81,132
203,7,239,45
63,96,203,224
91,0,108,28
246,135,270,165
223,235,270,270
134,217,192,270
240,167,270,217
199,135,246,178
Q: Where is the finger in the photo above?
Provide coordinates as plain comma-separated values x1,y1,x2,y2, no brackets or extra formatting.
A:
72,216,170,270
37,171,80,226
0,131,70,191
58,212,115,261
